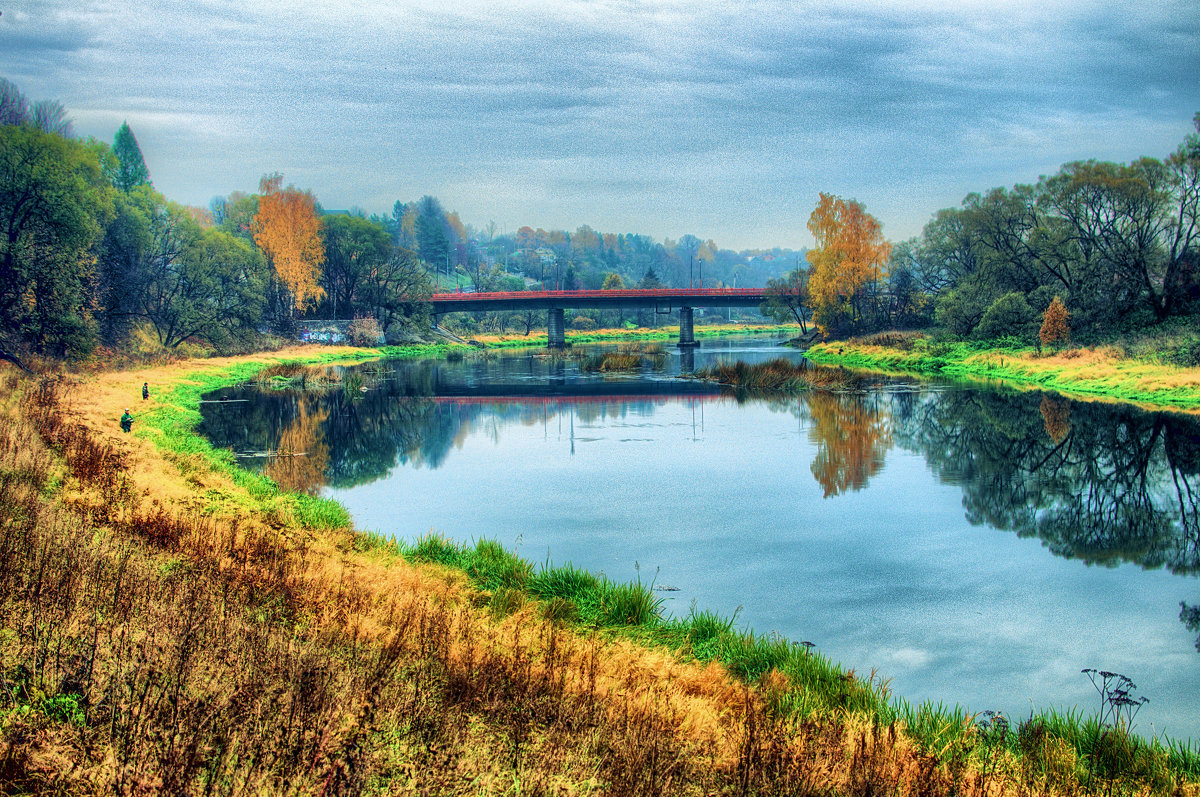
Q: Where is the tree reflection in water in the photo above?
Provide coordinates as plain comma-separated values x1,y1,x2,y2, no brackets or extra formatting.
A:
200,360,1200,651
804,391,891,497
264,395,328,495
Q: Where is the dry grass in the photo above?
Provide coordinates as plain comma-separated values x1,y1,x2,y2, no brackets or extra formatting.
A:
693,357,864,394
0,358,1193,795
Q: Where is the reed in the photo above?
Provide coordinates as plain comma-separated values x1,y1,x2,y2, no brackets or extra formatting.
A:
692,357,863,394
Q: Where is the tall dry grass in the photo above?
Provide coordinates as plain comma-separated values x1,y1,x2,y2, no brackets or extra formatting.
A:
693,357,864,394
0,369,1191,795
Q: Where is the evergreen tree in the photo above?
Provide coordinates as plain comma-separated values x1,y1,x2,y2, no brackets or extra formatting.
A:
638,266,664,289
112,122,150,191
416,196,449,275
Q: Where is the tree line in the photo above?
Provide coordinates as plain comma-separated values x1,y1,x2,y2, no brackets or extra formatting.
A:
5,73,1197,360
1,76,809,361
763,115,1200,344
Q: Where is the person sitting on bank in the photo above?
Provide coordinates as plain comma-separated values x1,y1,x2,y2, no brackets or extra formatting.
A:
120,408,133,433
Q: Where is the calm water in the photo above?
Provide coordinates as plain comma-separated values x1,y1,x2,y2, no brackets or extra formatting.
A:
199,338,1200,740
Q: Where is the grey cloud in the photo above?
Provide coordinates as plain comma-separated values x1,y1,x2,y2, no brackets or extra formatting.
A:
3,0,1197,249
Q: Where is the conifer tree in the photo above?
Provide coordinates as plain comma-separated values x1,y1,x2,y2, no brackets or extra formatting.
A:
112,121,150,191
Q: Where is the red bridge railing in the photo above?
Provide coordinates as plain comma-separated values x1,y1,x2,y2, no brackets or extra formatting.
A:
429,287,776,303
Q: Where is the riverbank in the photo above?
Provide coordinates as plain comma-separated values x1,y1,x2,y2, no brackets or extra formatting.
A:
461,321,802,349
1,344,1197,794
805,338,1200,412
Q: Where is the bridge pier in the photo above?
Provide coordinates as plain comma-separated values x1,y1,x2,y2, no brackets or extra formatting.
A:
678,306,697,347
547,307,566,348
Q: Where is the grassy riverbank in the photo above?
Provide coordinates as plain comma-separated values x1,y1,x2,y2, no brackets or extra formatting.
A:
804,335,1200,411
1,344,1198,794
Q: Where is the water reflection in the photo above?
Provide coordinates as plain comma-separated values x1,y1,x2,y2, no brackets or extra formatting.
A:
805,392,892,497
195,347,1200,734
201,360,1200,579
891,388,1200,576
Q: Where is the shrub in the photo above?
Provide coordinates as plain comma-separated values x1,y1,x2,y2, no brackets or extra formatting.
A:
347,316,383,347
570,315,598,331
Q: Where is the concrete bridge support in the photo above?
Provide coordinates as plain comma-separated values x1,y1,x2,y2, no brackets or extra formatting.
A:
678,306,697,347
547,307,566,348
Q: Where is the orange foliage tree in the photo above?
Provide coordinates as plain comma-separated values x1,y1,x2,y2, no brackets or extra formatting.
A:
805,193,891,336
251,173,325,315
1039,295,1070,350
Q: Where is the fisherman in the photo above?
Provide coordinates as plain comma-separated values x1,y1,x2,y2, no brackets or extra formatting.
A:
120,408,133,433
142,382,149,400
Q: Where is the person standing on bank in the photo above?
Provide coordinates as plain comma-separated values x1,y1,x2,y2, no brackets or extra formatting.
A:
142,382,149,400
120,408,133,433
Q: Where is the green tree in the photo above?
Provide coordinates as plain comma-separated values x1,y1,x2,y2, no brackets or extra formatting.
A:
416,195,449,277
96,184,185,343
321,214,392,319
111,121,150,192
212,191,258,241
761,268,809,332
934,277,995,337
360,247,432,340
601,272,625,290
0,125,113,358
144,226,268,348
975,291,1038,343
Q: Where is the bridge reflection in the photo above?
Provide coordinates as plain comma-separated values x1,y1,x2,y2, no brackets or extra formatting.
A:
424,379,722,403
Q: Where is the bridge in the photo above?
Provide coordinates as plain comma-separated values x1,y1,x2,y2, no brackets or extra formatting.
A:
429,287,781,347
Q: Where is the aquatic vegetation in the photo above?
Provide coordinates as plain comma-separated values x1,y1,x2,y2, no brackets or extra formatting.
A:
691,356,863,393
580,343,668,372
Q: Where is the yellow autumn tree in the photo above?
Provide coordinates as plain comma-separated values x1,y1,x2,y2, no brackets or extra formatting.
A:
251,173,325,314
805,193,891,336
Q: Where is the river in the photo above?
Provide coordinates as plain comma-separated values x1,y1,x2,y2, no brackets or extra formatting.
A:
197,337,1200,741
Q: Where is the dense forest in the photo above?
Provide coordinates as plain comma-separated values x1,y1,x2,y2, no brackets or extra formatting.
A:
2,73,1198,364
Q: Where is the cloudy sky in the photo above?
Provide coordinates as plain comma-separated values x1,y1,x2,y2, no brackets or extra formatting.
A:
4,0,1198,250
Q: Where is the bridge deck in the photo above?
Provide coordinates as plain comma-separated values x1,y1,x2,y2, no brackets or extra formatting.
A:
429,287,777,313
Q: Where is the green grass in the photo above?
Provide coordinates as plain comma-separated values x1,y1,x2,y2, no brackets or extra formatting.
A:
383,531,1200,789
806,338,1200,410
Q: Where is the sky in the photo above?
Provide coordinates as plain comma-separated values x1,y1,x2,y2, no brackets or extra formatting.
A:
3,0,1199,250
